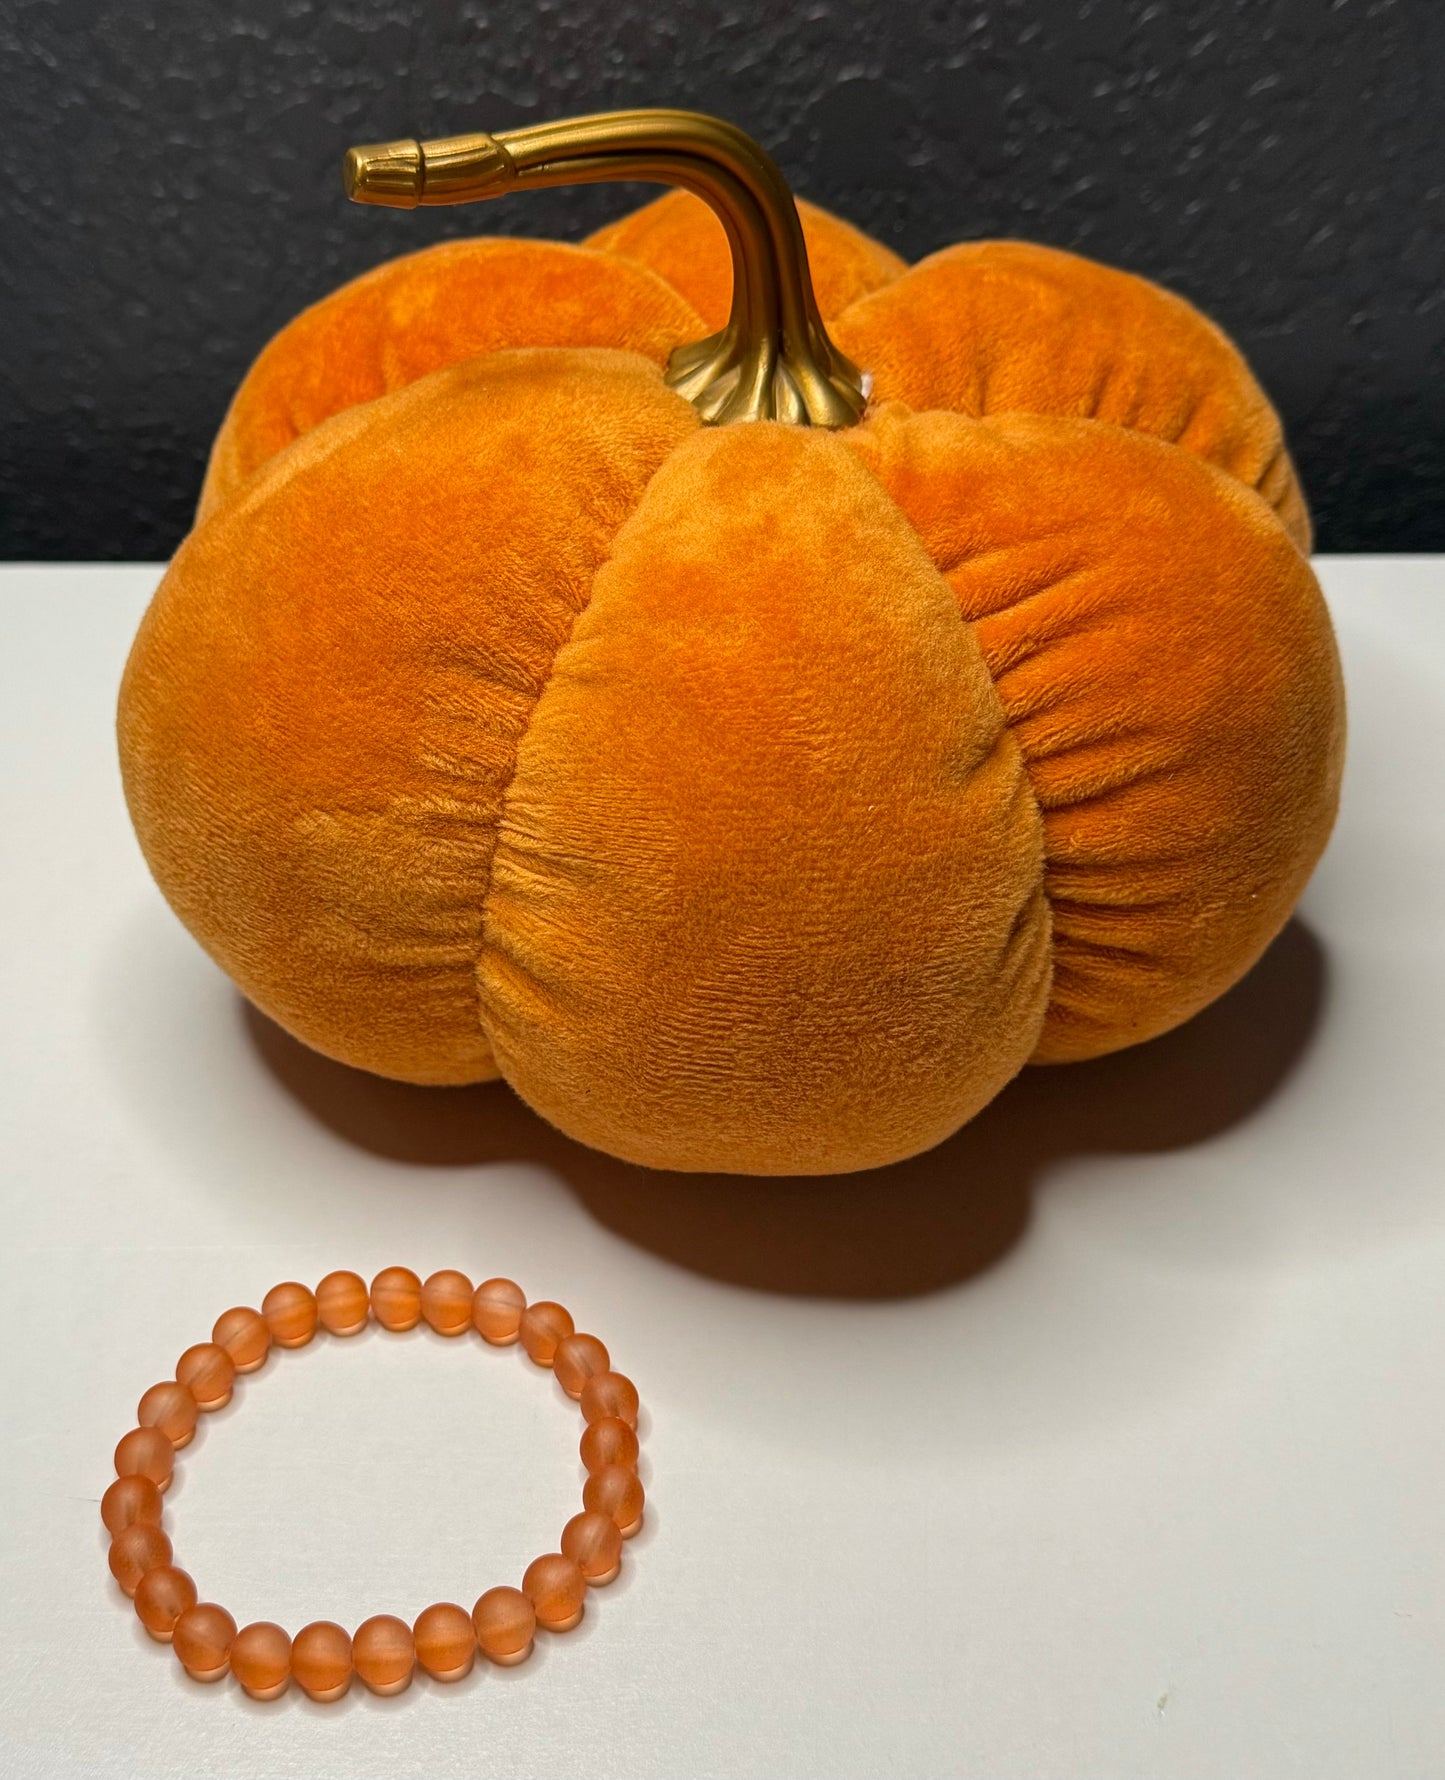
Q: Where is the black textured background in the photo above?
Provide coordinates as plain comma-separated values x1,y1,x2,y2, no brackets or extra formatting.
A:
2,0,1441,558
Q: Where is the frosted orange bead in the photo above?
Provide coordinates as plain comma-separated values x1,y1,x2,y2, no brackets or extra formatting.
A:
580,1415,640,1475
173,1602,237,1681
471,1277,525,1345
262,1281,317,1348
231,1620,292,1700
315,1269,369,1336
553,1333,609,1399
371,1266,422,1332
562,1510,623,1585
291,1619,353,1701
137,1380,198,1449
352,1613,415,1696
421,1269,473,1336
583,1463,646,1536
114,1425,174,1491
109,1520,172,1596
101,1473,163,1536
580,1370,640,1428
212,1305,271,1372
519,1300,574,1366
176,1341,236,1410
472,1586,536,1665
522,1553,586,1632
134,1564,197,1641
412,1601,475,1681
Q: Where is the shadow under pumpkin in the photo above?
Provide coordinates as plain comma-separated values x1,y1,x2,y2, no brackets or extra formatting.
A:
244,919,1326,1302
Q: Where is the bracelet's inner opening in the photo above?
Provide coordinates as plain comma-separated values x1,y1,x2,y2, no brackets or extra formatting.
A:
155,1332,593,1627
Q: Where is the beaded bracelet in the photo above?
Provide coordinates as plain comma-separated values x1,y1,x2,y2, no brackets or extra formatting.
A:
101,1270,644,1700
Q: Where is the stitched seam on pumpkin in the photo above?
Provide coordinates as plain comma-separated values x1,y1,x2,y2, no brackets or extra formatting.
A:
968,637,1152,1047
845,432,1056,1059
849,428,1173,1060
468,447,683,1066
963,563,1236,1055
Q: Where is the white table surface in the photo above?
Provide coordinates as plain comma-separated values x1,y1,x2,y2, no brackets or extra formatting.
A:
1,557,1442,1780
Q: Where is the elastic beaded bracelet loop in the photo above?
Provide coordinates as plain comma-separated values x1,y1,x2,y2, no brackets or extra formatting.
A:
100,1270,645,1700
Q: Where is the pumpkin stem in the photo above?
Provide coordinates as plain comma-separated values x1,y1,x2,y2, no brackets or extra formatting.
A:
344,109,866,429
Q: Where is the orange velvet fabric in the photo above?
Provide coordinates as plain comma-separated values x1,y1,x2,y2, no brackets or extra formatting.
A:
847,405,1340,1062
481,421,1050,1173
119,186,1343,1174
197,238,703,522
831,239,1311,552
123,351,697,1083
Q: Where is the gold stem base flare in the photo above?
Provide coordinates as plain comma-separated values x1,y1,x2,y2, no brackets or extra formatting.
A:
343,109,867,429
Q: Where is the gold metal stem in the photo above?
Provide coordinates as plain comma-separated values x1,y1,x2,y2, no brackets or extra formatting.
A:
344,109,866,429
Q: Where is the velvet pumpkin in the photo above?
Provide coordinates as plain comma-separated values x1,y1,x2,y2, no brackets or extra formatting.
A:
117,110,1343,1176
